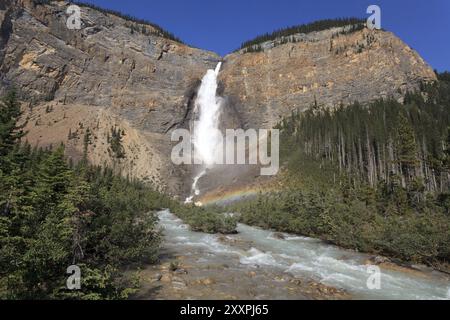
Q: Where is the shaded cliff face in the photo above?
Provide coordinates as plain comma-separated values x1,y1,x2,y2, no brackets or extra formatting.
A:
0,0,220,194
1,0,220,131
0,1,437,197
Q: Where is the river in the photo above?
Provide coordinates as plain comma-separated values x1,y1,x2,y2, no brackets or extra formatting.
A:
135,210,450,300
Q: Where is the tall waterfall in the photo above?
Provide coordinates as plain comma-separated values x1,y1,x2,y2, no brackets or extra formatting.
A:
185,62,223,203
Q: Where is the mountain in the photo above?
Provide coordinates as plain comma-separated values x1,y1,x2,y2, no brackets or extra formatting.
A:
221,24,436,129
0,0,437,198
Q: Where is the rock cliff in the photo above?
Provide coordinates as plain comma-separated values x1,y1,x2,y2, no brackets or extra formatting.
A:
220,26,436,129
0,0,220,194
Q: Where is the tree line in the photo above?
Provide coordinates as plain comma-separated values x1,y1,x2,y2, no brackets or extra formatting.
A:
32,0,185,43
238,18,365,52
279,81,450,194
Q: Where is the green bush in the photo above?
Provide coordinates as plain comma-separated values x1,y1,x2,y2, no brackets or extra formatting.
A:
169,203,237,234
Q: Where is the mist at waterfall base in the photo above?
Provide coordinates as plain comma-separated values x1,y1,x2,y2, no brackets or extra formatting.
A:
185,63,222,203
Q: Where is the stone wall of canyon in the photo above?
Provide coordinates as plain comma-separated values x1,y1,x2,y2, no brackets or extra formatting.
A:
0,0,220,195
220,26,436,129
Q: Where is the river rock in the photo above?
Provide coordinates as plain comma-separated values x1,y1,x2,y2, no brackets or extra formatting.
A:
247,271,257,277
290,278,302,285
370,255,391,265
174,268,188,275
152,273,163,282
197,278,216,286
308,281,348,299
272,232,286,240
159,273,172,283
171,276,187,290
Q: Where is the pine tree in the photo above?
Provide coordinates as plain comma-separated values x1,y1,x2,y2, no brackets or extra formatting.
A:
395,112,418,185
444,126,450,170
30,145,73,222
0,91,25,159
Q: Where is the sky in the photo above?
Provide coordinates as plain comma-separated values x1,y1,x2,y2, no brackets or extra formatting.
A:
81,0,450,71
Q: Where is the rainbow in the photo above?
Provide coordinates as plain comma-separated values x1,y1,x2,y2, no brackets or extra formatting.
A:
198,182,279,206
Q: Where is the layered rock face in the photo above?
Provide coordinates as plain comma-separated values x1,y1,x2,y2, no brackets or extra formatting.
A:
220,27,436,129
0,1,437,197
0,0,219,194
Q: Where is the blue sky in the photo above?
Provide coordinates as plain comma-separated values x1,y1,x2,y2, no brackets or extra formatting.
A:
81,0,450,71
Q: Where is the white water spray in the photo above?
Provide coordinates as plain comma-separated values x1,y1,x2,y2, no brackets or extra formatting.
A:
193,62,223,166
185,62,223,203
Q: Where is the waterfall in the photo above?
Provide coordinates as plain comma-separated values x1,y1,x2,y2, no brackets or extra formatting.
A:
193,62,222,166
185,62,223,203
